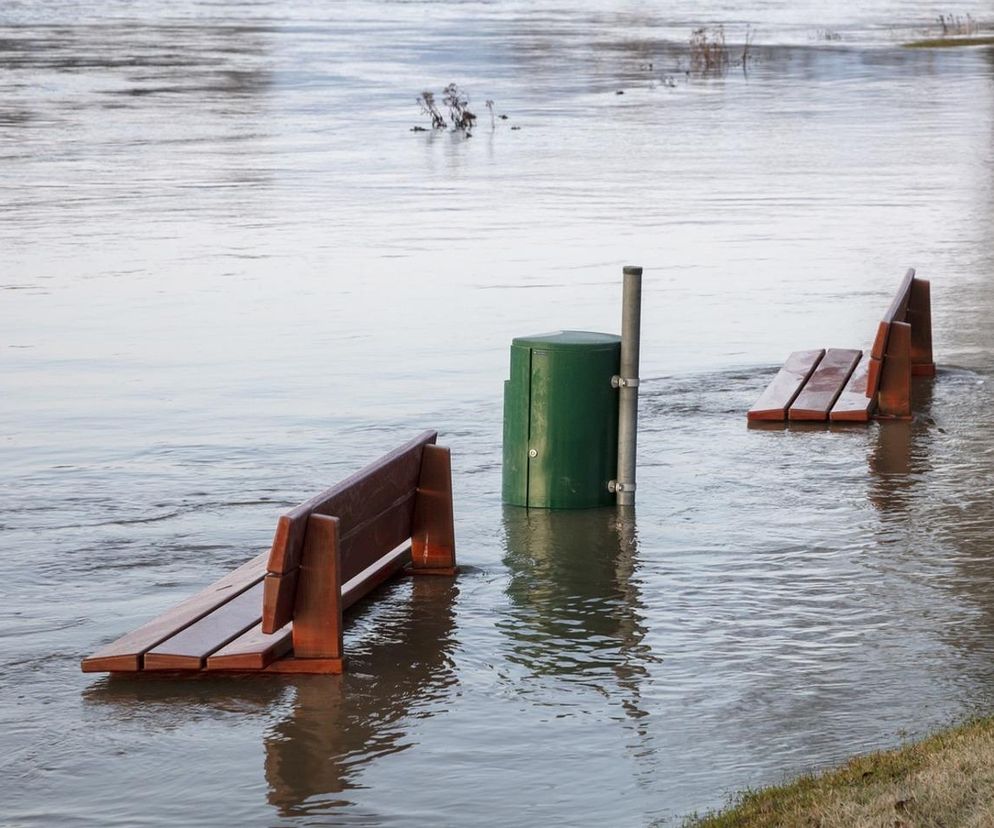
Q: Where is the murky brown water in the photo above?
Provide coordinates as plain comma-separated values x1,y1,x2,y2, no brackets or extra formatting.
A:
2,1,994,824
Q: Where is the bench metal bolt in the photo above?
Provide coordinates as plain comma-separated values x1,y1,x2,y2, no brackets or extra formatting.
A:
616,266,642,506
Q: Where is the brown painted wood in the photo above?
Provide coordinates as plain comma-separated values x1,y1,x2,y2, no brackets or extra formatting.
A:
882,267,915,324
144,582,265,671
81,551,268,673
266,430,436,575
908,277,935,375
830,355,876,422
205,543,412,672
262,657,344,675
407,565,458,576
267,515,308,578
789,349,861,421
341,543,411,609
411,444,457,573
291,514,343,660
747,350,825,421
865,357,884,398
869,320,890,361
205,622,293,671
262,431,435,632
262,568,298,633
339,492,418,584
877,320,912,419
86,432,453,678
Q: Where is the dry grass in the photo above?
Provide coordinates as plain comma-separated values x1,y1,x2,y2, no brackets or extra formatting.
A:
689,26,729,75
937,13,978,35
904,35,994,48
686,717,994,827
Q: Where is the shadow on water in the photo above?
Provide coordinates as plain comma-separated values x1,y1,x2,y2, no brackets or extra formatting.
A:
82,576,460,821
499,506,655,719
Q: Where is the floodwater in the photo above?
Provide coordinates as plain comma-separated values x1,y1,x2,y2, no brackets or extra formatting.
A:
2,0,994,824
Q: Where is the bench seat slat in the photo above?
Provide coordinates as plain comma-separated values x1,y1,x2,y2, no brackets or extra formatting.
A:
144,581,265,671
789,348,861,421
205,621,292,671
81,551,269,673
830,356,876,422
747,350,825,421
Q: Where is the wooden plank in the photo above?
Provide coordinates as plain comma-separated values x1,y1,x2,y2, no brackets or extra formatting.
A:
877,321,912,418
339,493,417,584
205,621,293,671
262,657,344,675
830,355,876,422
789,348,861,421
869,320,890,362
882,267,915,324
81,551,268,673
144,582,265,671
261,432,434,632
908,277,935,376
266,430,436,575
264,493,416,631
411,444,457,574
341,543,411,610
262,568,298,633
865,357,883,398
291,515,343,659
747,350,825,421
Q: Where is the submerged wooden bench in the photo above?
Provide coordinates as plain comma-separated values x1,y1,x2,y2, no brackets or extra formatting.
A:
82,431,456,675
748,269,934,423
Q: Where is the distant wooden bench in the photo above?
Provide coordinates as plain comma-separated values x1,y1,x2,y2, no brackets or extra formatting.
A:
748,269,934,422
81,431,456,675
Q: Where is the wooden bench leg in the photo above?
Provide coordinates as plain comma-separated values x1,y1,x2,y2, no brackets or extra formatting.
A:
410,444,457,575
908,278,935,376
290,514,344,668
877,320,912,419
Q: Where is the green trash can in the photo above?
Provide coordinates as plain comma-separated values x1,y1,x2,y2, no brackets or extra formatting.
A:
502,330,621,509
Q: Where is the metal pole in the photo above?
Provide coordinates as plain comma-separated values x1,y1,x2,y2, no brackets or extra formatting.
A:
615,266,642,506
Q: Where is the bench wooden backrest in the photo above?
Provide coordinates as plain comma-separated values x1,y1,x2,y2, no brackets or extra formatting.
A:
882,267,915,328
865,267,934,418
261,430,438,633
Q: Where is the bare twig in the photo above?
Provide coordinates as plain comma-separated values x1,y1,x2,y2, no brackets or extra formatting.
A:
417,91,446,130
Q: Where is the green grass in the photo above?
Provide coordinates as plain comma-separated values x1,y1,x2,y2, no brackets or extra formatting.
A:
685,717,994,827
904,35,994,48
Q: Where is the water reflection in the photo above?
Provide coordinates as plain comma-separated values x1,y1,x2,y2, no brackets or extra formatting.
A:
83,576,459,822
82,672,289,722
866,377,935,513
0,23,273,102
500,506,653,715
265,578,458,819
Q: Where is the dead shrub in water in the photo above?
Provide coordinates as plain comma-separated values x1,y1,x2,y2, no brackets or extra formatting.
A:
740,25,755,69
414,83,483,135
689,26,729,75
441,83,476,131
938,13,978,35
416,90,446,130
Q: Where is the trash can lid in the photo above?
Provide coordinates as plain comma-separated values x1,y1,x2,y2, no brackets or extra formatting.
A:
511,330,621,351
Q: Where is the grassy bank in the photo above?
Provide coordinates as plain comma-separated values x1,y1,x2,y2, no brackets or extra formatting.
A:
686,717,994,827
904,35,994,48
